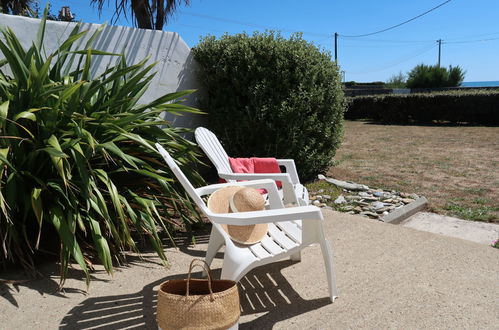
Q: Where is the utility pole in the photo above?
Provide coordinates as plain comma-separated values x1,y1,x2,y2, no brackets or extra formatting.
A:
437,39,442,67
334,33,338,62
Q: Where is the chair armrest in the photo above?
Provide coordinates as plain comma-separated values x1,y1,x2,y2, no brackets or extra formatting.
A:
195,179,284,207
218,172,293,184
276,159,300,184
209,205,323,225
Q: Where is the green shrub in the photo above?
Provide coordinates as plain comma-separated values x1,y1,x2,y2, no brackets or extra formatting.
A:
193,31,345,180
406,64,465,88
346,90,499,124
385,72,406,88
0,10,204,286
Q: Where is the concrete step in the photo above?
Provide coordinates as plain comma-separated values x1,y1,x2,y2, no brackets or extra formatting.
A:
401,212,499,245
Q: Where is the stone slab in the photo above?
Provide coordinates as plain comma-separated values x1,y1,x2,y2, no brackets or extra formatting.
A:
380,196,428,224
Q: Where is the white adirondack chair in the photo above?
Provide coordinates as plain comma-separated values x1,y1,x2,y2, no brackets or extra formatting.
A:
195,127,309,206
156,143,338,302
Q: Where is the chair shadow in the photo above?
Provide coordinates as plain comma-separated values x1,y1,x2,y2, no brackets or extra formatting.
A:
59,256,330,329
238,260,331,330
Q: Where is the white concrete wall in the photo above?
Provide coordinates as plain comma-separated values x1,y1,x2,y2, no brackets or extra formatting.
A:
0,13,204,129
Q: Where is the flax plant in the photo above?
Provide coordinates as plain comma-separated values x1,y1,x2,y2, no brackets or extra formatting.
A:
0,8,204,286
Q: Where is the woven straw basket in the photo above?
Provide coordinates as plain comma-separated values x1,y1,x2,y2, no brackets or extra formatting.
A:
157,259,240,330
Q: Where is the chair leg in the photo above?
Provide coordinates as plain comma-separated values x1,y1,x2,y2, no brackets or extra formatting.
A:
290,251,301,261
319,238,338,302
203,227,224,277
220,250,252,282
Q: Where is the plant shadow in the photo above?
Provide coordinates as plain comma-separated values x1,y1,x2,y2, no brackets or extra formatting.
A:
0,262,108,308
0,228,212,309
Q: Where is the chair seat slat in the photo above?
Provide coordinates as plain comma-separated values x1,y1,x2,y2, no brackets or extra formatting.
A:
267,224,299,250
276,221,302,243
259,235,284,255
248,243,272,259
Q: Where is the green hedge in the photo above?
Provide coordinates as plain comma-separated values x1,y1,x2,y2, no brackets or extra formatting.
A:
346,90,499,124
193,32,345,180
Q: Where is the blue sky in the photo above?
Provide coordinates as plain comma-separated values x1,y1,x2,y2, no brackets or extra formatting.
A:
41,0,499,82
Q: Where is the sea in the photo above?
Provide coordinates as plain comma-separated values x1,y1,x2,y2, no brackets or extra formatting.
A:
461,81,499,87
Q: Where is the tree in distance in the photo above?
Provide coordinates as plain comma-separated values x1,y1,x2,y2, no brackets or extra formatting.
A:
406,64,465,88
386,71,407,88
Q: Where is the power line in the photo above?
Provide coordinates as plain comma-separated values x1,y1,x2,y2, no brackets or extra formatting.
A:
340,0,453,38
180,11,330,38
346,44,436,74
444,32,499,41
338,37,435,44
444,37,499,44
174,22,234,34
340,43,432,49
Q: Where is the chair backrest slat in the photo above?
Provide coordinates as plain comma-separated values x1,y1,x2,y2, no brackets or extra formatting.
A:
155,143,209,214
195,127,232,174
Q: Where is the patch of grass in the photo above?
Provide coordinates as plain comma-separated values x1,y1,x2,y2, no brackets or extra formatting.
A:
334,153,354,166
444,202,499,222
305,180,343,198
397,180,411,186
464,187,488,196
473,197,489,205
327,121,499,223
305,180,343,210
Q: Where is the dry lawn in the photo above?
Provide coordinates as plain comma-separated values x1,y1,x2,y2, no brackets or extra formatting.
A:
327,121,499,222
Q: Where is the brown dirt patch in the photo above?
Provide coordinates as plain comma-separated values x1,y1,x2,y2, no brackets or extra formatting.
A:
327,121,499,222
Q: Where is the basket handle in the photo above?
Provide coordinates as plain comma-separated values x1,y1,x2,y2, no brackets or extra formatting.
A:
186,259,214,300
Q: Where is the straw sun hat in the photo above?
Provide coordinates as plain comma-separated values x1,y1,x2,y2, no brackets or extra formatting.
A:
207,186,268,245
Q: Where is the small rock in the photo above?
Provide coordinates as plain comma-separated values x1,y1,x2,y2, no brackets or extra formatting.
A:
353,201,369,207
334,195,347,204
371,201,385,210
354,206,362,213
318,189,325,193
410,193,419,199
373,191,383,197
315,195,323,200
317,174,369,191
400,192,410,198
342,205,354,212
319,203,328,207
312,200,321,206
382,211,389,215
362,197,378,202
401,198,413,204
322,194,331,200
309,196,317,201
358,192,371,197
376,206,392,213
383,198,394,203
345,195,362,201
360,211,379,218
362,206,371,211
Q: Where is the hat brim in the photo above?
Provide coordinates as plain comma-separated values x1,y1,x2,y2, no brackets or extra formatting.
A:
207,186,244,214
207,186,268,245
